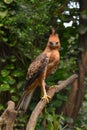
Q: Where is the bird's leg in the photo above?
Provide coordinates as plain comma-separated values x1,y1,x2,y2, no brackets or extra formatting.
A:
41,80,51,102
38,66,51,102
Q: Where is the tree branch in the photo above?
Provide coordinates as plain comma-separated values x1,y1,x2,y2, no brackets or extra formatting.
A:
0,74,78,130
0,101,17,130
26,74,78,130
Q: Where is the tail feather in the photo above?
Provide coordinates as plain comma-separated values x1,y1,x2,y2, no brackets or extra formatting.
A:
15,92,26,111
16,90,35,112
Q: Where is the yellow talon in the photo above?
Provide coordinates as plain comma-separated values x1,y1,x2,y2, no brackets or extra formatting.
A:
42,95,51,102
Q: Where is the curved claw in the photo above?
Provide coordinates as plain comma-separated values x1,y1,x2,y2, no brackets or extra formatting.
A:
42,95,51,102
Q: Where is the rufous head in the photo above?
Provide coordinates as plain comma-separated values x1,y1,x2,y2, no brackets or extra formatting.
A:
47,27,60,49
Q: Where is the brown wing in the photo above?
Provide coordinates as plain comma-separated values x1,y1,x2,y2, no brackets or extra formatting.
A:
24,54,49,90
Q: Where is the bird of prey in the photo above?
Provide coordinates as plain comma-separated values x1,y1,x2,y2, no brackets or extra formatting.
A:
16,27,60,111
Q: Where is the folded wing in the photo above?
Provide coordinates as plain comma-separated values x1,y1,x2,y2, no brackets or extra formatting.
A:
24,53,49,89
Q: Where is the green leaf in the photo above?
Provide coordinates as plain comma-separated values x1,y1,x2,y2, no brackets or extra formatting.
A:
4,0,13,4
1,58,6,63
75,128,82,130
11,96,18,101
57,94,68,101
17,81,24,89
0,84,10,92
1,76,15,84
2,37,8,42
10,88,16,93
30,0,35,3
0,24,3,27
0,30,4,35
1,70,10,77
52,100,62,107
12,70,24,77
46,113,53,122
0,105,4,110
0,11,7,18
5,64,15,70
0,77,5,83
29,102,37,111
10,56,16,62
46,123,54,130
5,76,16,85
8,42,16,47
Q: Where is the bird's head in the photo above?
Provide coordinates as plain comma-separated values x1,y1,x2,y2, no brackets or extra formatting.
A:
47,27,60,49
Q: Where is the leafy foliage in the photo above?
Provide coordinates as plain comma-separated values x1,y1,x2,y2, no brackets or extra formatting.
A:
0,0,86,129
36,108,67,130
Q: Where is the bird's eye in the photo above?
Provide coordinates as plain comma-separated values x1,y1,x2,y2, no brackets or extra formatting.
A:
56,42,58,44
49,42,53,45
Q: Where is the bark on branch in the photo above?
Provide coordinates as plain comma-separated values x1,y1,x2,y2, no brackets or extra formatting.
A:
0,101,17,130
26,74,78,130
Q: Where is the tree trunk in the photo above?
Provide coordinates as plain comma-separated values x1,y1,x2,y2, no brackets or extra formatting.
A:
62,0,87,124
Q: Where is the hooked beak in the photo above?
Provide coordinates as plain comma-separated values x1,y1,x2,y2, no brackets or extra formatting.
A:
49,42,58,47
52,43,57,47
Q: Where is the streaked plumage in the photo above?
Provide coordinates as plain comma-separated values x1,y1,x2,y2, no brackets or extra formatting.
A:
16,27,60,112
25,54,49,89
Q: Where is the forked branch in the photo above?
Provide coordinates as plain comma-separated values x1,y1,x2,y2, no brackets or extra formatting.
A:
26,74,78,130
